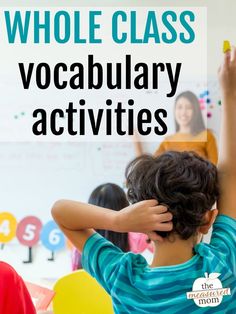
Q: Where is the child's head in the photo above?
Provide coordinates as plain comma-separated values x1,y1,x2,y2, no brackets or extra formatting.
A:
89,183,130,251
89,183,129,211
125,151,219,240
175,91,205,135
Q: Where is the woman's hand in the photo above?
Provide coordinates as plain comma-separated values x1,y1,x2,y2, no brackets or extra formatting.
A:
132,129,144,157
115,199,173,235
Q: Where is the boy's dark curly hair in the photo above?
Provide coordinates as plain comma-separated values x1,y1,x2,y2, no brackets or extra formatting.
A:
125,151,219,240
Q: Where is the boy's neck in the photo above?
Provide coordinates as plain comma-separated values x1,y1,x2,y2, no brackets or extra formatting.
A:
150,235,196,268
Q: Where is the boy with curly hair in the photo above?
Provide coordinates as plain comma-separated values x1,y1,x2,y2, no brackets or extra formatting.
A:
52,48,236,313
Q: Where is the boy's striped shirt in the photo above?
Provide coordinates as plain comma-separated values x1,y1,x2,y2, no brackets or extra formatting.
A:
82,215,236,313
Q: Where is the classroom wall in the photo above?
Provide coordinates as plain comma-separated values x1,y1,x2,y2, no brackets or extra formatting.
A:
0,0,235,282
0,142,136,280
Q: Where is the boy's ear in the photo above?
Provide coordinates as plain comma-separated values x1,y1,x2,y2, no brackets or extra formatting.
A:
198,209,218,234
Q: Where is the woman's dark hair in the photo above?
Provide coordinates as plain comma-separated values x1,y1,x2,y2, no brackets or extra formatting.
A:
175,91,205,135
88,183,130,252
125,152,219,240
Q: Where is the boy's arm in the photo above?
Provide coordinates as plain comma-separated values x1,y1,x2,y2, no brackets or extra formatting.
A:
218,47,236,219
51,199,172,252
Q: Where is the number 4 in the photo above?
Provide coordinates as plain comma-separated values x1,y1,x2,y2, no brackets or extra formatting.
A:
0,220,10,236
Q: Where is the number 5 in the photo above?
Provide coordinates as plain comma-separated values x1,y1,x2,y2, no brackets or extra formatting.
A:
23,224,36,241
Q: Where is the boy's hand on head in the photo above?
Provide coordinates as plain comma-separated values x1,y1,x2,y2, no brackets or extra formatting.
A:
116,199,173,234
219,46,236,99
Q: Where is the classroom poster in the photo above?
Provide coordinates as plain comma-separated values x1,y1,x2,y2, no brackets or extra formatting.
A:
1,1,236,312
0,1,209,279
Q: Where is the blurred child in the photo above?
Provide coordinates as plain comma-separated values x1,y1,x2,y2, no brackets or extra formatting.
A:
71,183,129,270
0,261,36,314
88,183,130,251
52,48,236,312
72,183,153,270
